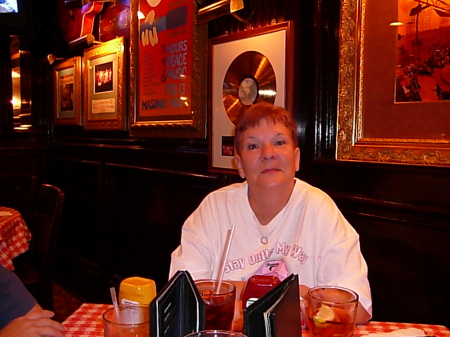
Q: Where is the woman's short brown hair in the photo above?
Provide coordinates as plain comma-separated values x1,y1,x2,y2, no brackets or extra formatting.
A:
234,102,298,155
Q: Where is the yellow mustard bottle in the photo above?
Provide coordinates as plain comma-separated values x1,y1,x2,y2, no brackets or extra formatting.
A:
118,277,157,306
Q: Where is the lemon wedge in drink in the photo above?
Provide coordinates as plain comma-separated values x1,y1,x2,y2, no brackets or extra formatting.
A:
313,304,335,327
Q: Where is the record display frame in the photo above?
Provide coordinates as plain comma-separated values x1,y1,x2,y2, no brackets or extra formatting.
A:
208,21,294,173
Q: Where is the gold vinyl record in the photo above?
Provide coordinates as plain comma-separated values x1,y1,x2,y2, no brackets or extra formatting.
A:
223,51,276,125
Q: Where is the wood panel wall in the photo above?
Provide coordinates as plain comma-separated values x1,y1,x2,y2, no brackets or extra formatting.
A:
0,0,448,328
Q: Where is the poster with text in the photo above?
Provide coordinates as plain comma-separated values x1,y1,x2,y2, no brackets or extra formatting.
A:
138,0,193,121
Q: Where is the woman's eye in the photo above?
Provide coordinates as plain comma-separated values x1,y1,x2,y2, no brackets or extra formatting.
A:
247,143,258,150
274,140,286,146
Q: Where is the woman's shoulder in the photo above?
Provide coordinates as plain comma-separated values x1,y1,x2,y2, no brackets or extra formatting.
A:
294,178,326,196
210,181,247,197
292,178,335,204
198,182,247,206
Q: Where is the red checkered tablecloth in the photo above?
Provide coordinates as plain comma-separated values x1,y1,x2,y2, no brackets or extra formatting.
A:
0,206,31,270
63,303,450,337
63,303,112,336
355,321,450,336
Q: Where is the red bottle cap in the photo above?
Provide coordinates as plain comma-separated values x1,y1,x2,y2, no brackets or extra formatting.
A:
242,275,281,310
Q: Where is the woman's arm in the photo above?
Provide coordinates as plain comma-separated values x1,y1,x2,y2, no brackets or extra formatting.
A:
23,304,54,320
355,305,371,325
0,304,66,337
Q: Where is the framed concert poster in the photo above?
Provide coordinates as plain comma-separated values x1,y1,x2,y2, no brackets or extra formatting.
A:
129,0,207,138
208,21,294,173
337,0,450,167
83,36,126,130
53,57,82,126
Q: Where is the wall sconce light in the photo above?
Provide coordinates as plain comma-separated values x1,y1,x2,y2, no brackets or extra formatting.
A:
47,54,64,65
197,0,244,25
69,33,100,52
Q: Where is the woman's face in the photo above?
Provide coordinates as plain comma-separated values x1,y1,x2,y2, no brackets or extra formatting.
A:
234,119,300,190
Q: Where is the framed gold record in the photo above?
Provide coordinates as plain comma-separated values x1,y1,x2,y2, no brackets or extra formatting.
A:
208,21,294,173
223,51,276,125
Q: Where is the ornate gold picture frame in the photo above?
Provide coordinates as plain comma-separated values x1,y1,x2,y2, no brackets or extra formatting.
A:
129,0,207,138
53,57,82,126
337,0,450,167
83,36,126,130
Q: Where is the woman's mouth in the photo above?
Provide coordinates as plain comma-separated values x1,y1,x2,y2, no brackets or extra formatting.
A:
262,168,281,173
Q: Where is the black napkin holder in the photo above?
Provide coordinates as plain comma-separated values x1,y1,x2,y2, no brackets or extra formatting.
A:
150,270,205,337
243,273,301,337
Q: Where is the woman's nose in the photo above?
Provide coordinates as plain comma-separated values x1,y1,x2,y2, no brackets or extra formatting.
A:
262,143,276,160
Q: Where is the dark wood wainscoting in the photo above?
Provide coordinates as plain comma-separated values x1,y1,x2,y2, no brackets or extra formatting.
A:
0,146,45,177
339,198,449,327
45,145,230,302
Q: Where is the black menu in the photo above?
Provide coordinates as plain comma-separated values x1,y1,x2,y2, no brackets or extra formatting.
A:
150,270,205,337
151,271,301,337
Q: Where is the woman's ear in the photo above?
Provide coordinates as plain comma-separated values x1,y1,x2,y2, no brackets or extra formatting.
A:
295,147,300,172
234,155,246,179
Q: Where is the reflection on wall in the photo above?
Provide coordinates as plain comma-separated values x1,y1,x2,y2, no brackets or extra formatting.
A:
11,65,21,112
10,35,32,132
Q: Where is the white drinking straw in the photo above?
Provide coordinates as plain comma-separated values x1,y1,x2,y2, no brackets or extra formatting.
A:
110,287,121,324
215,224,235,294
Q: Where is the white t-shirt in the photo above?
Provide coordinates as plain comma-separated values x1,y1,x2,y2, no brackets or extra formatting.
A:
170,178,372,316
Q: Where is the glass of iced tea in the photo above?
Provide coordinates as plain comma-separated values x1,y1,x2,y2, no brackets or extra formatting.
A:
103,305,149,337
195,280,236,331
306,286,358,337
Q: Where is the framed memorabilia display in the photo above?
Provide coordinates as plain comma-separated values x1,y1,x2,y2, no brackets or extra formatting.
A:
129,0,207,138
53,57,82,125
337,0,450,167
208,21,294,173
83,36,126,130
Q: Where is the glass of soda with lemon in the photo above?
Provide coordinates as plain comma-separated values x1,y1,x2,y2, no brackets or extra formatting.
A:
306,286,358,337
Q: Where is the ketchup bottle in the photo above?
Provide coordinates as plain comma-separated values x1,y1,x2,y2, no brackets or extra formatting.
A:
241,275,281,311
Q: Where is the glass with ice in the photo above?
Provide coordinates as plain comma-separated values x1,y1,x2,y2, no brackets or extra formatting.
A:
103,304,149,337
307,286,358,337
195,280,236,331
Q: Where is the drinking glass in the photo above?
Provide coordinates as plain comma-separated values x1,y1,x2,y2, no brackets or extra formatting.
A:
195,280,236,331
184,330,247,337
306,286,358,337
103,305,149,337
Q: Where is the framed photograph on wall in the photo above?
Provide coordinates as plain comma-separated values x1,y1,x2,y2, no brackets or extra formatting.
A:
337,0,450,167
208,21,294,173
83,36,126,130
53,57,82,125
129,0,207,138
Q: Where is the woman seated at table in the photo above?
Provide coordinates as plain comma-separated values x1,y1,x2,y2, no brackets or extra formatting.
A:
169,102,372,326
0,264,65,337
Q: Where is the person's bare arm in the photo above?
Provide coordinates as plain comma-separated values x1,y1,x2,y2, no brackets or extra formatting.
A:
23,304,54,320
355,305,371,325
0,304,66,337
